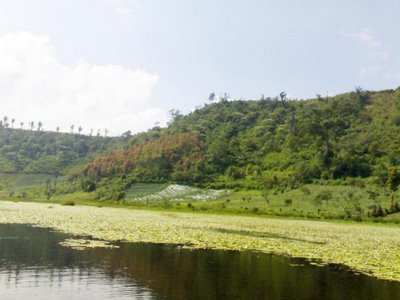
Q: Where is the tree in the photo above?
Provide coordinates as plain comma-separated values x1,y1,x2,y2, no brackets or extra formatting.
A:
168,109,183,125
20,122,24,129
37,121,43,131
355,86,363,94
70,124,74,134
355,86,368,106
11,118,15,129
122,130,132,138
208,92,216,102
279,91,287,102
78,126,83,135
56,126,60,133
29,121,34,131
221,93,230,102
3,116,9,129
387,167,400,206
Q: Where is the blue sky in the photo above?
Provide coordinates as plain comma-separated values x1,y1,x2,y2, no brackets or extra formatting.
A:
0,0,398,134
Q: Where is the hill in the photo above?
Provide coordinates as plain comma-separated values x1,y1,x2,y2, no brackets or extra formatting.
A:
0,127,117,174
2,88,400,221
75,88,400,197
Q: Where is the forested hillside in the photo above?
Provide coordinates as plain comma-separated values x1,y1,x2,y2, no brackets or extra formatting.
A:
75,88,400,195
0,128,115,174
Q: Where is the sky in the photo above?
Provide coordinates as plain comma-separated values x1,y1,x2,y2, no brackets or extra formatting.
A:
0,0,399,135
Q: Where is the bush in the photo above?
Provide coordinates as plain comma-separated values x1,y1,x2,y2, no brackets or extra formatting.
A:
284,199,293,206
61,200,76,206
300,186,311,195
346,177,365,188
315,190,333,201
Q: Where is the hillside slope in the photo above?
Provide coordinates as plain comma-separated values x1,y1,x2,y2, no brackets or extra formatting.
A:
76,88,400,195
0,128,117,174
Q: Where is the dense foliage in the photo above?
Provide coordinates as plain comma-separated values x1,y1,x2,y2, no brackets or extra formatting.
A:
0,127,115,174
76,88,400,193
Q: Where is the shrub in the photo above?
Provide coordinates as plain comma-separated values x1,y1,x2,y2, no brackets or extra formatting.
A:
284,199,293,206
62,200,76,206
346,177,365,188
300,186,311,195
314,190,333,205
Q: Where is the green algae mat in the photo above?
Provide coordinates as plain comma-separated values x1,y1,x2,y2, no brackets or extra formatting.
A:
0,201,399,281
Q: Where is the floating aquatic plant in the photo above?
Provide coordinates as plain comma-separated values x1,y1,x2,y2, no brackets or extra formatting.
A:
60,238,119,250
0,201,399,281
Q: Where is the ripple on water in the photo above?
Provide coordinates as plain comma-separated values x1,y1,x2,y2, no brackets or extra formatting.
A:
0,267,154,299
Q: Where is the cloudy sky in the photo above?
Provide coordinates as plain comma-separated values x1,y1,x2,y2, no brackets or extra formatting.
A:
0,0,399,135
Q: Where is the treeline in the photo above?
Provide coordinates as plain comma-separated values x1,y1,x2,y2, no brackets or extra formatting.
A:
75,87,400,195
0,127,117,174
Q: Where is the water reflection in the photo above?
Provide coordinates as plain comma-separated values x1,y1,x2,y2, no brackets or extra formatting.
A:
0,224,399,300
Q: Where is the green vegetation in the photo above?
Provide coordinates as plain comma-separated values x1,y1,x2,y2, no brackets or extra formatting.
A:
125,183,168,199
61,200,76,206
47,87,400,222
0,201,400,282
3,88,400,223
1,89,400,282
78,88,400,190
0,124,117,174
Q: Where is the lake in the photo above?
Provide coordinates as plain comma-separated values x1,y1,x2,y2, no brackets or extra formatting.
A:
0,223,399,299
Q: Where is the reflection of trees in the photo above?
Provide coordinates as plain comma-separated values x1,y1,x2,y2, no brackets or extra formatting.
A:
0,224,399,300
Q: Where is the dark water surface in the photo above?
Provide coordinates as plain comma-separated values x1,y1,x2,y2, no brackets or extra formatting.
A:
0,224,399,300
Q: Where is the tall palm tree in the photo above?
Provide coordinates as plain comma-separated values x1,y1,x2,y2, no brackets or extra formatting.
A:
30,121,34,131
20,122,24,129
3,116,8,128
56,126,60,133
37,121,43,131
70,124,74,134
78,126,83,135
11,118,15,129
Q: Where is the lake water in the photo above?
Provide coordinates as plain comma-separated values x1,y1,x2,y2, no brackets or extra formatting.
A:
0,224,399,299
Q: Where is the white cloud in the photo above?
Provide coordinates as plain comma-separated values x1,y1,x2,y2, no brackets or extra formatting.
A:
0,32,167,135
347,28,389,61
115,7,133,15
108,0,136,16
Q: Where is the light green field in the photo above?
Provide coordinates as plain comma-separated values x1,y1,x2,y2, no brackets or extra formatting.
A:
0,201,399,282
125,183,168,199
1,173,399,222
0,173,63,189
121,182,399,223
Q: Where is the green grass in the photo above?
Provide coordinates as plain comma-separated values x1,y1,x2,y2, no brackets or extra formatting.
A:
174,184,397,221
0,173,399,223
61,200,76,206
14,174,65,188
0,173,64,191
125,183,168,199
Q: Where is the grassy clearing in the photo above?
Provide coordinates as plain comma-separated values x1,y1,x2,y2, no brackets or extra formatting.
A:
125,184,231,205
1,174,399,223
121,183,400,223
0,173,64,189
179,184,380,219
125,183,168,199
0,201,399,282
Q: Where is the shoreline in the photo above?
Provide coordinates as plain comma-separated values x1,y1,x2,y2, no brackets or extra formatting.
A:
0,201,399,282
